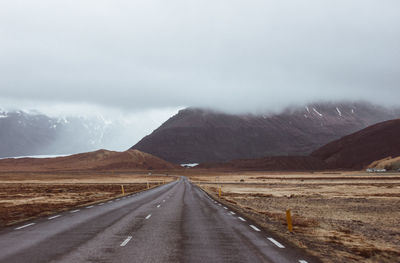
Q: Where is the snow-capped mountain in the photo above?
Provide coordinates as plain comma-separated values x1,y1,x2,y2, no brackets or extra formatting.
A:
0,109,120,158
132,102,400,164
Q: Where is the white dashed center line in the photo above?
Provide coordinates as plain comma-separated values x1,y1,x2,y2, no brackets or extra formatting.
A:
145,214,152,220
162,200,166,202
268,238,285,248
98,203,105,206
108,201,113,203
120,236,133,247
238,217,246,221
223,207,228,210
298,260,308,263
230,211,236,215
15,223,35,230
70,209,80,213
250,225,261,232
157,205,161,208
48,215,61,220
86,205,94,209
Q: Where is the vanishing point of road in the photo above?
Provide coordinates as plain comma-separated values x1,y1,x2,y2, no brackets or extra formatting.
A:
0,177,319,263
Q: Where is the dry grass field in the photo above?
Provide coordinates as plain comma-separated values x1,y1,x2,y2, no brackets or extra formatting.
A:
0,172,176,227
193,172,400,263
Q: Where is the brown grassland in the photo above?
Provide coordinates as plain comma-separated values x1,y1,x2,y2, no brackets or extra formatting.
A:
0,171,176,227
190,171,400,263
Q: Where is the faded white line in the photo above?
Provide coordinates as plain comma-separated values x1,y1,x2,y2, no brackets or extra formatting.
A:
86,205,94,209
145,214,152,220
268,238,285,248
120,236,133,247
238,217,246,221
98,203,105,206
250,225,261,232
48,215,61,220
157,205,161,208
223,207,228,210
230,211,236,215
70,209,80,213
116,199,120,201
218,204,222,206
299,260,308,263
162,200,166,202
15,223,35,230
108,201,113,203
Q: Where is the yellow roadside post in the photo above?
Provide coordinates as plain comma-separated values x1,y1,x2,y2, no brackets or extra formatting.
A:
121,185,125,195
147,181,150,189
286,209,293,233
218,187,222,198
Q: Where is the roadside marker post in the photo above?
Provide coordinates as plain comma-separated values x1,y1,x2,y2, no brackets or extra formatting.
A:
147,181,150,189
121,185,125,195
218,187,222,198
286,209,293,233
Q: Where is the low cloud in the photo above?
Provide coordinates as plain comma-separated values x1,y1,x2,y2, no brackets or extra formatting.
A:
1,0,399,114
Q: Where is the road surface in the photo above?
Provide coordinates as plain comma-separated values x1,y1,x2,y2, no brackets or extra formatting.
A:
0,177,319,263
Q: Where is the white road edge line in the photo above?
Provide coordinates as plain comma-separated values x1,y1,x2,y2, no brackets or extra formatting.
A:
120,236,133,247
15,223,35,230
98,203,105,206
48,215,61,220
70,209,80,213
250,225,261,232
299,260,308,263
145,214,152,220
86,206,94,209
230,211,236,215
223,207,228,210
268,237,285,248
238,217,246,221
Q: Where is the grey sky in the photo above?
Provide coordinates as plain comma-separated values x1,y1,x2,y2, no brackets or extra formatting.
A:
1,0,400,114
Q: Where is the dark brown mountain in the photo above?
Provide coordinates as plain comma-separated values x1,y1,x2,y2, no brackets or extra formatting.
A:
0,149,179,172
132,102,400,164
197,156,326,171
311,119,400,169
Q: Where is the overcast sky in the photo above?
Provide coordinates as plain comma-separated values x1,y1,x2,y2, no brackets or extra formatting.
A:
1,0,399,115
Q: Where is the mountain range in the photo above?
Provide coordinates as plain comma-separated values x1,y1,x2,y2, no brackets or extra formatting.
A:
132,102,400,164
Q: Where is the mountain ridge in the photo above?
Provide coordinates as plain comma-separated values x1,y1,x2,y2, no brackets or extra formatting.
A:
132,102,400,164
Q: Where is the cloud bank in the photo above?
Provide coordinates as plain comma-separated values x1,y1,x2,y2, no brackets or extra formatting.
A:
0,0,399,113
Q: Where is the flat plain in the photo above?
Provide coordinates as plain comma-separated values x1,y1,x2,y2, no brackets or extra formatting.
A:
191,171,400,263
0,172,175,227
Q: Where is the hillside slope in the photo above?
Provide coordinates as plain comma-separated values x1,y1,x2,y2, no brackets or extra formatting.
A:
0,149,178,172
311,119,400,169
132,102,400,164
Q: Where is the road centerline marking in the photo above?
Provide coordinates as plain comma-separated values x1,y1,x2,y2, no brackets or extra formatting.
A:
86,205,94,209
299,260,308,263
70,209,80,213
230,211,236,215
250,225,261,232
157,205,161,208
145,214,152,220
48,215,61,220
268,237,285,248
120,236,133,247
15,223,35,230
238,217,246,221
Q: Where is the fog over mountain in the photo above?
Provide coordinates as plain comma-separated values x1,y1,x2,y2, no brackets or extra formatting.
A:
0,1,399,155
1,0,400,113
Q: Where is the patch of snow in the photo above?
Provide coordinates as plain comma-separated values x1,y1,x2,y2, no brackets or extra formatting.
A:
0,154,71,160
313,108,323,117
181,163,199,168
336,107,342,117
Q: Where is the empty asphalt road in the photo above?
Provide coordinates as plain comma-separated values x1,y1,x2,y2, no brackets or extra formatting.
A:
0,177,319,263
